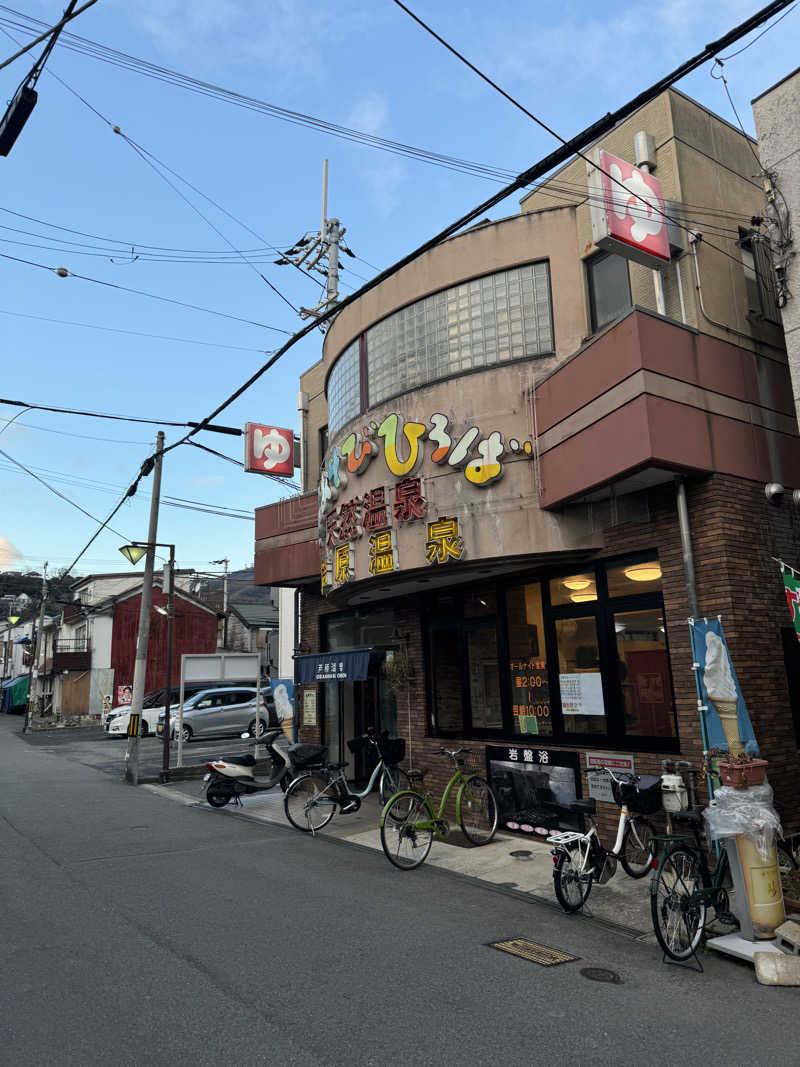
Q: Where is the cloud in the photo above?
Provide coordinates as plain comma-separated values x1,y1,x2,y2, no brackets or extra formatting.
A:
0,538,22,569
360,159,407,217
348,92,389,137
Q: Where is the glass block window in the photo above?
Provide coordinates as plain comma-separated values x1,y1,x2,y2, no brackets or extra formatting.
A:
327,339,361,434
365,262,553,408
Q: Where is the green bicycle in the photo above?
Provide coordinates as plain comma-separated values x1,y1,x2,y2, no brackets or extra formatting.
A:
379,746,499,869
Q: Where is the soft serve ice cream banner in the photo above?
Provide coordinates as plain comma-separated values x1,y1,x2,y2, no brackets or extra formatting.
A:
689,618,757,753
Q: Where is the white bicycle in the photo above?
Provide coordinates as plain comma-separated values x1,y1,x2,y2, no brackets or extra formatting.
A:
547,767,660,913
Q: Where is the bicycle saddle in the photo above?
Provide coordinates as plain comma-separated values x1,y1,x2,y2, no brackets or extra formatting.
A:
327,761,348,771
568,798,597,815
673,808,703,825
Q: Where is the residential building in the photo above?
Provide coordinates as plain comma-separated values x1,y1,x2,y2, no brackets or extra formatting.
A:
225,602,279,677
254,87,800,840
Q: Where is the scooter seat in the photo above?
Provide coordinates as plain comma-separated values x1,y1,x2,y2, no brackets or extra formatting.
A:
224,754,256,767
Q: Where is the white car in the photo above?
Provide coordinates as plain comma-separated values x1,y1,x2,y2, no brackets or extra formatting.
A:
107,702,177,739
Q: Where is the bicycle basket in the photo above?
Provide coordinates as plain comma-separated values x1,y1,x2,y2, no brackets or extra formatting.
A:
611,774,662,815
346,735,368,755
378,736,405,765
455,749,484,775
289,743,328,768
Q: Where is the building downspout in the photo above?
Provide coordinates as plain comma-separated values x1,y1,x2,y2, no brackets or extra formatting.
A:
675,476,699,619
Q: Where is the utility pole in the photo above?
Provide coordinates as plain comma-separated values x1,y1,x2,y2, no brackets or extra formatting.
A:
275,158,353,324
125,431,164,786
211,558,229,648
23,562,47,734
161,547,175,778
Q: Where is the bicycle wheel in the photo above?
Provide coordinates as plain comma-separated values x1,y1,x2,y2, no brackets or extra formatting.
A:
553,849,593,913
380,791,433,870
457,775,498,845
378,765,412,807
284,774,335,833
651,845,708,961
620,816,655,879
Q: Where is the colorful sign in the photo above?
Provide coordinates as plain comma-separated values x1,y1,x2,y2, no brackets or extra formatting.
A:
688,618,756,754
117,684,132,706
244,423,295,476
509,659,550,735
588,150,670,267
780,561,800,642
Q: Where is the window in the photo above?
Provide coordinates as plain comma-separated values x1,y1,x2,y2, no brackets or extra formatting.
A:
428,553,678,750
586,252,631,332
326,339,361,433
326,262,554,432
739,230,781,325
318,424,329,463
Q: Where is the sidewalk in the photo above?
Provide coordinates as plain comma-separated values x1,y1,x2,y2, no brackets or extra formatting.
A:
150,779,661,939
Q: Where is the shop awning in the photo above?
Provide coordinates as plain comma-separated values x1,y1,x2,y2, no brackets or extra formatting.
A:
294,648,372,684
1,674,29,710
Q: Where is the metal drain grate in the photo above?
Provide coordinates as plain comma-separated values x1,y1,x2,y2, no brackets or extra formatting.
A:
490,938,578,967
580,967,622,984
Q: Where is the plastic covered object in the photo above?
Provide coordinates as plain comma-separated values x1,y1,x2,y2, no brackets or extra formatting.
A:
703,784,783,862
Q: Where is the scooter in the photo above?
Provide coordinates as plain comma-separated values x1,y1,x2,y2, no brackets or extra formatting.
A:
202,729,292,808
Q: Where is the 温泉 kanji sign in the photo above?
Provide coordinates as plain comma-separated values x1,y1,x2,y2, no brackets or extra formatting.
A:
588,150,670,267
244,423,294,476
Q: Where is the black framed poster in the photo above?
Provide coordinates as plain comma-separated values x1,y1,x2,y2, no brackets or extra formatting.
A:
485,745,582,837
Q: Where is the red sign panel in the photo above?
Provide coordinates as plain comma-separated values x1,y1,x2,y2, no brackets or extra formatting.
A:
244,423,294,476
592,150,670,265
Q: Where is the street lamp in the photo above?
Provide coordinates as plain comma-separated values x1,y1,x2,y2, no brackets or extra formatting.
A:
120,540,176,779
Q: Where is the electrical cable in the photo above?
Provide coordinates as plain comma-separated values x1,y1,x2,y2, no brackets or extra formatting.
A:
36,2,790,571
0,396,187,427
716,0,798,59
186,439,302,491
389,0,785,294
0,307,279,354
0,249,294,334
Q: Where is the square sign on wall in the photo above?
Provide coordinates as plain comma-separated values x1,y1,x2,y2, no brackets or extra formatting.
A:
588,150,671,267
244,423,295,476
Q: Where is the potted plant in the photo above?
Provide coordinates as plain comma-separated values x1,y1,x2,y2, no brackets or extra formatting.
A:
716,751,768,789
781,868,800,915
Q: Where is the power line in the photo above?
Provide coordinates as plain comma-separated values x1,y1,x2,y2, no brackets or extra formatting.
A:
717,0,798,58
0,396,187,427
0,249,294,334
0,306,276,354
390,0,784,293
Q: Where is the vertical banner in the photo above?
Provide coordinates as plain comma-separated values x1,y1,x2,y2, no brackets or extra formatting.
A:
779,561,800,642
689,618,757,753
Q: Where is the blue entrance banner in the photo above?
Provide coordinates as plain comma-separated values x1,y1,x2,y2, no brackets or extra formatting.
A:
295,648,371,685
689,618,757,753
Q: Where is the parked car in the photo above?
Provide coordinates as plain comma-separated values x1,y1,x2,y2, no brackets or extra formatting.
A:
156,686,277,743
105,681,248,737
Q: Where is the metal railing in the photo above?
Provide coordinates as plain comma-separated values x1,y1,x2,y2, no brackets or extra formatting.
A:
54,638,89,653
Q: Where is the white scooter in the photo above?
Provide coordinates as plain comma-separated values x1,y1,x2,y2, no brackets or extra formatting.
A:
202,730,326,808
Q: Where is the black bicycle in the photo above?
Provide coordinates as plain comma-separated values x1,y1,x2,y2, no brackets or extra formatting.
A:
650,760,796,961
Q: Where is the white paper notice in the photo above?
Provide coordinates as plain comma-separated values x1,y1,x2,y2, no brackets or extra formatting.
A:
559,672,605,716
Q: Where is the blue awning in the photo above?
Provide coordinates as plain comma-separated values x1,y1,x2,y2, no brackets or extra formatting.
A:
295,648,371,684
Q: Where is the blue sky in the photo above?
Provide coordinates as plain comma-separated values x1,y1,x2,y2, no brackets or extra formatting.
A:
0,0,797,578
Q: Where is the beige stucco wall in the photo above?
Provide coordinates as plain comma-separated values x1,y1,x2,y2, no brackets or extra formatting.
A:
321,366,601,603
323,205,585,378
299,358,327,492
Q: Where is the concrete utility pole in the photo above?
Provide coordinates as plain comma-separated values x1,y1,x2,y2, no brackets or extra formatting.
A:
23,563,47,734
276,158,348,323
211,558,229,648
125,431,164,785
161,548,175,778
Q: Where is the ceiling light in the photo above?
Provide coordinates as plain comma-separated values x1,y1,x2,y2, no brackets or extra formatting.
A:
624,562,662,582
563,576,592,591
570,592,597,603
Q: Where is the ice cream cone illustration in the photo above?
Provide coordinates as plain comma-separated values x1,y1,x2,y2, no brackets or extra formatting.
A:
704,633,743,754
711,698,743,755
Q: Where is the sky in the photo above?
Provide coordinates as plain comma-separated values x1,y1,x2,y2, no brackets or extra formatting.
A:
0,0,797,580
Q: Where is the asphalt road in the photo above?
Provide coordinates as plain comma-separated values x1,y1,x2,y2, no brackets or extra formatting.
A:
18,721,274,780
2,714,797,1066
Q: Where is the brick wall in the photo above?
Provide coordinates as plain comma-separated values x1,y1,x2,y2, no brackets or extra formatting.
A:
296,471,800,839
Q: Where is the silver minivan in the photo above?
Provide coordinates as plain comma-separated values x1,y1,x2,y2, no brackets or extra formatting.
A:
157,686,274,743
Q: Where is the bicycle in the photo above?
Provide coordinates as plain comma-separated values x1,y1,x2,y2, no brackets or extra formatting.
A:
547,766,659,913
650,760,796,961
378,747,499,870
284,728,411,833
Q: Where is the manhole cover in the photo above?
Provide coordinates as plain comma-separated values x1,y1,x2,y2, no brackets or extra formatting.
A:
490,939,578,967
510,850,532,859
580,967,623,984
